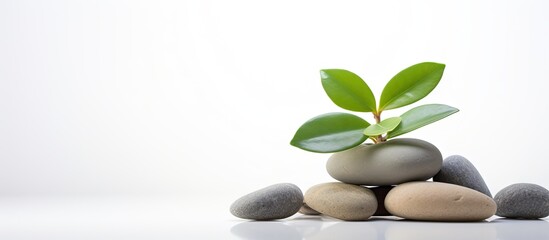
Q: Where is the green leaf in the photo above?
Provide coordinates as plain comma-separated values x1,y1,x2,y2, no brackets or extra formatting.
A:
387,104,459,139
321,69,377,113
363,117,402,137
379,62,445,111
291,112,370,153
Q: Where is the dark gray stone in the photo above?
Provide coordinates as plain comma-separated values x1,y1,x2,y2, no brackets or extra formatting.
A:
326,138,442,186
230,183,303,220
369,185,394,216
433,155,492,197
495,183,549,219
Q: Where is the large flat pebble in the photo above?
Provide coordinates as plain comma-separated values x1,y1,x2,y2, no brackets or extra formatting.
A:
385,181,496,221
326,138,442,186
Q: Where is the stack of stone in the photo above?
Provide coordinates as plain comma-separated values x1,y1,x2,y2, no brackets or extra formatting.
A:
231,139,549,221
301,138,496,221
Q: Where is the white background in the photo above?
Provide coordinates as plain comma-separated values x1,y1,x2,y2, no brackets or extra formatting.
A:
1,0,549,213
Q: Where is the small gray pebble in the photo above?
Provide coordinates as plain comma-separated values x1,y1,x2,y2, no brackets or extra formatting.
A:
495,183,549,219
433,155,492,197
230,183,303,220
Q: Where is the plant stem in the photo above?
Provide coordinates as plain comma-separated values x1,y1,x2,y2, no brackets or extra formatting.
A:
373,112,381,124
372,112,386,143
376,135,384,143
380,135,387,142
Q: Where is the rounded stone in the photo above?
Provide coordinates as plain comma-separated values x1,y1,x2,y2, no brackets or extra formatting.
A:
326,138,443,186
433,155,492,197
298,203,321,215
494,183,549,219
230,183,303,220
369,186,394,216
304,182,377,221
385,181,496,221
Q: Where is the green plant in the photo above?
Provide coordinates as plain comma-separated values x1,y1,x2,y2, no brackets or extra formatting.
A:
290,62,458,153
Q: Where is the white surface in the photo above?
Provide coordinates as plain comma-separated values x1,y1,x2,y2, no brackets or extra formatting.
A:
1,197,547,239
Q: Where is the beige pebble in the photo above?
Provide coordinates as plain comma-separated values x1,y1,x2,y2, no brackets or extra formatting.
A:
299,203,321,215
304,182,377,221
385,181,496,221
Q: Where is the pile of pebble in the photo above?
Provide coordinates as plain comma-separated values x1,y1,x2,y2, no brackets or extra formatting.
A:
230,138,549,221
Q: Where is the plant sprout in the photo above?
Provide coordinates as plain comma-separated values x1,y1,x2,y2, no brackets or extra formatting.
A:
290,62,458,153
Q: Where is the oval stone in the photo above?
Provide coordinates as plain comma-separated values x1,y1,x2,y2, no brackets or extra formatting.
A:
326,138,442,186
304,182,377,221
433,155,492,197
230,183,303,220
385,182,496,221
495,183,549,219
298,203,321,215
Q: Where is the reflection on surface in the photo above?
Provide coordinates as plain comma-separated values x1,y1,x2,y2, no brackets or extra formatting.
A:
286,216,324,238
230,216,549,240
384,220,496,240
231,221,303,240
307,221,378,240
492,218,549,239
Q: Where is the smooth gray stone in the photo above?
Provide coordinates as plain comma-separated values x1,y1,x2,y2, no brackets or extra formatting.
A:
326,138,442,186
433,155,492,197
230,183,303,220
495,183,549,219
